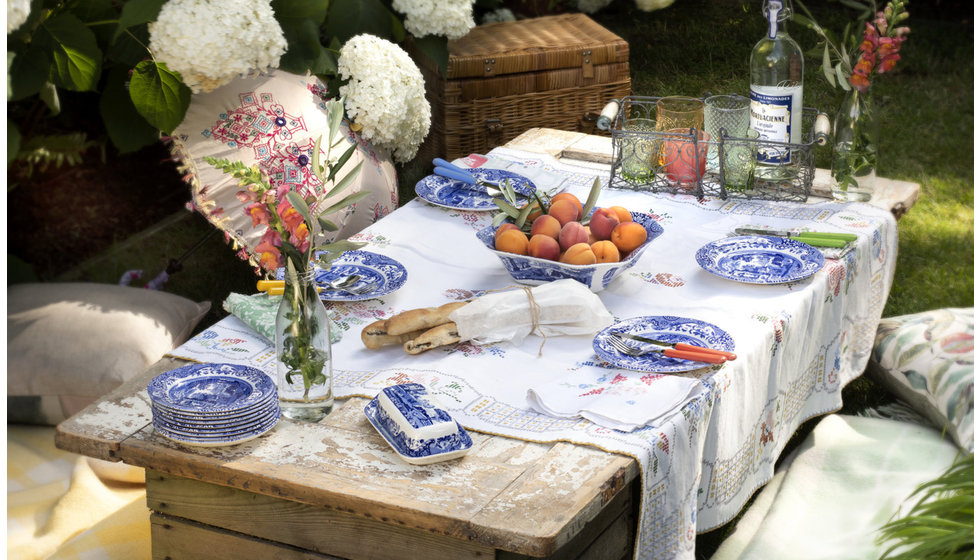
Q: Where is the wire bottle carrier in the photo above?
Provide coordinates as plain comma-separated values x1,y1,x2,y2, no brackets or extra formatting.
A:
597,96,829,202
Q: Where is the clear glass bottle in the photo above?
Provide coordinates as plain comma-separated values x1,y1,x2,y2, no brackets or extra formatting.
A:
275,259,333,423
749,0,803,178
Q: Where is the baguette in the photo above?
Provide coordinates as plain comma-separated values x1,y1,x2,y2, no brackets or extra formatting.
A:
385,301,469,336
403,322,462,354
360,320,426,349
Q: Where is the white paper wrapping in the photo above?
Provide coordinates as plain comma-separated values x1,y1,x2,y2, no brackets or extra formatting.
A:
449,279,615,345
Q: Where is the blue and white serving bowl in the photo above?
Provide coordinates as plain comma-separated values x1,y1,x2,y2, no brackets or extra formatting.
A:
475,211,665,292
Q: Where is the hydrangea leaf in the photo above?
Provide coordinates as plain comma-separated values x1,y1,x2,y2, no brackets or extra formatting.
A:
39,82,61,115
279,19,335,76
66,0,117,49
412,35,449,77
35,14,102,92
8,46,50,101
8,118,21,166
107,23,150,67
324,0,394,45
271,0,329,25
101,66,159,153
129,60,191,134
113,0,166,41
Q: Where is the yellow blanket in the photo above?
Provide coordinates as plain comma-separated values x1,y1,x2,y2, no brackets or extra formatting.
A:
7,425,150,560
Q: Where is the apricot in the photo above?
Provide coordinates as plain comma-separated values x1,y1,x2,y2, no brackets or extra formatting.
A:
591,240,621,263
558,221,590,250
548,198,581,226
588,207,621,241
528,234,561,261
530,214,561,240
550,192,583,217
494,223,520,241
495,228,529,255
560,242,597,265
609,205,633,223
610,221,648,254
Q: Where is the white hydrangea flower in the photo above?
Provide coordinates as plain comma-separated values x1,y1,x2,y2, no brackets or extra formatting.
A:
148,0,287,93
576,0,614,14
481,8,516,24
635,0,675,11
391,0,475,40
7,0,31,34
338,35,431,163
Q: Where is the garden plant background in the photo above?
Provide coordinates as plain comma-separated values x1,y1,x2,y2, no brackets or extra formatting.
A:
5,0,973,555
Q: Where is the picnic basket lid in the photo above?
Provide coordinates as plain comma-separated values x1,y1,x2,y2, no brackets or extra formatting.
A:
446,14,629,79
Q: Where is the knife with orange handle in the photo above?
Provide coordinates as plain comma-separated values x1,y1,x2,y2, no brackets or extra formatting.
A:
612,332,737,361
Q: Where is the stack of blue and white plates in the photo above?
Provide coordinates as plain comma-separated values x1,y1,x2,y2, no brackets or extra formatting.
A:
147,363,280,447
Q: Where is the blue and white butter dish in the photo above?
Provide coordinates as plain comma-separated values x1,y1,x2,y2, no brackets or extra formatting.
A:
364,383,473,465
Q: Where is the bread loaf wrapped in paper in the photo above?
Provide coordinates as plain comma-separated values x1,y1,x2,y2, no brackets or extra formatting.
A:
449,279,614,345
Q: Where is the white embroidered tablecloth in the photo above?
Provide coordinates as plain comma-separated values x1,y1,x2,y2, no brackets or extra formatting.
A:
169,149,899,560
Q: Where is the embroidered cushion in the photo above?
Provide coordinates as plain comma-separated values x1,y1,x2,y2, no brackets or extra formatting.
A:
7,282,210,425
869,307,974,452
170,69,398,268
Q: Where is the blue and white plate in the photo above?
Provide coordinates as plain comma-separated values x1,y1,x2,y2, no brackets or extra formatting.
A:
593,316,735,373
153,413,279,447
275,250,408,302
364,398,473,466
151,399,279,427
153,407,280,438
312,250,407,301
415,168,535,211
695,235,825,284
147,364,277,415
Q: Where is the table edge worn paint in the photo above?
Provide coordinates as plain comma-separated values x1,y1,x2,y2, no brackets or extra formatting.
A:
55,356,640,557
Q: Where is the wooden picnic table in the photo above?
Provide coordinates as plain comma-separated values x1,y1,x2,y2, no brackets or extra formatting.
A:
54,128,919,560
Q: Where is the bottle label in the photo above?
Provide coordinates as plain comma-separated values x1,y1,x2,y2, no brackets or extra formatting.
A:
750,86,799,164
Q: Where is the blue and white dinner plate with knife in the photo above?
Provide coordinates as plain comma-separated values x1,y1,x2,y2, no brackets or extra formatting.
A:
594,316,735,373
695,235,825,284
415,168,536,211
275,250,408,302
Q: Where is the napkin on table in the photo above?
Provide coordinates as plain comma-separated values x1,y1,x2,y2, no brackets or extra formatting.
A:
222,292,342,344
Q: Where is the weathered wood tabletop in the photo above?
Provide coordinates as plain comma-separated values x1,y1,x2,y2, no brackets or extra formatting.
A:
56,356,640,559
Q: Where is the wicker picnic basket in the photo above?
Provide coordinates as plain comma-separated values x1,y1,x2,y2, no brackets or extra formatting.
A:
410,14,631,161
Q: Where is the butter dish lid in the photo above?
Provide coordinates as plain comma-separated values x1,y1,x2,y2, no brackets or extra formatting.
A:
365,383,472,466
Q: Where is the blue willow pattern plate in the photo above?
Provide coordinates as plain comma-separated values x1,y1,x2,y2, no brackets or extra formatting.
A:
593,316,736,373
152,413,279,447
414,168,535,211
147,363,276,414
312,250,408,301
695,235,825,285
275,250,408,301
364,398,473,466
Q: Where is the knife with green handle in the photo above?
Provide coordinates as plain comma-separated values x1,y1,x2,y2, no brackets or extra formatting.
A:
734,228,855,248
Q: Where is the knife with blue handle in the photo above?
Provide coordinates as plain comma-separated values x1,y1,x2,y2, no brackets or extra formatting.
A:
432,158,506,195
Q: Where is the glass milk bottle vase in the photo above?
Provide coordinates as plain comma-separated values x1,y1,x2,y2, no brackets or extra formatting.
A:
275,258,333,422
749,0,804,180
830,87,878,202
